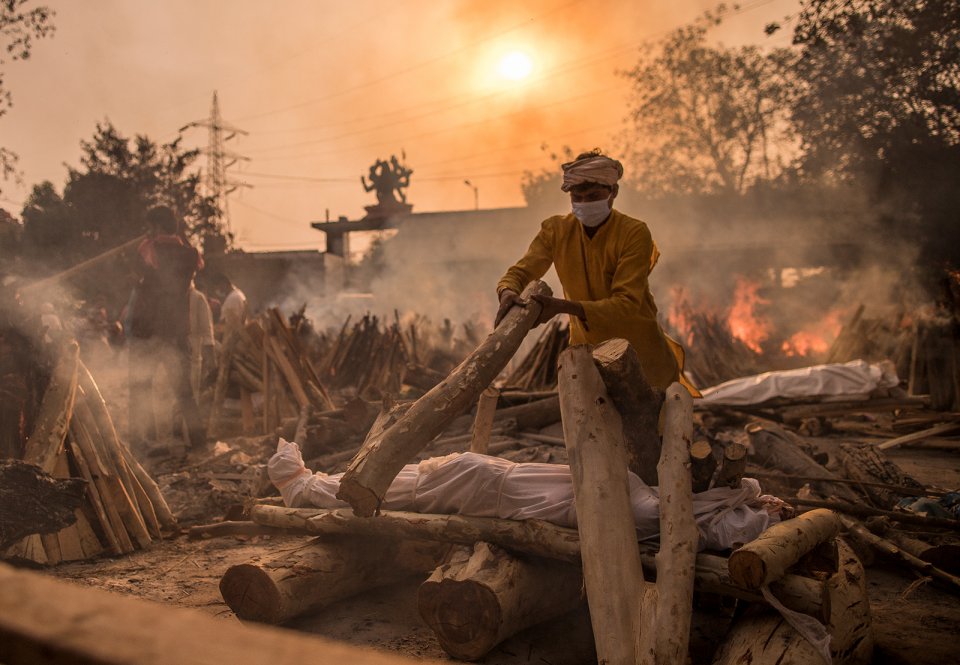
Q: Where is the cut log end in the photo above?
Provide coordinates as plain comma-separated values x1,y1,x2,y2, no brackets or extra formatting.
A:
220,564,284,624
418,578,502,661
725,552,767,591
334,481,380,518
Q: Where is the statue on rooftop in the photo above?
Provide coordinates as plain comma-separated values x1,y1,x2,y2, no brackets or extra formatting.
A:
361,154,413,216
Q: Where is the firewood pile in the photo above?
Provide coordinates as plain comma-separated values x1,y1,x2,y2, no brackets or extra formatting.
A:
315,313,409,397
1,342,176,565
664,306,763,388
503,319,568,390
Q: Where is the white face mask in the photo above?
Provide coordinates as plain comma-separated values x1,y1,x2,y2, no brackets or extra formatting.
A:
572,198,611,227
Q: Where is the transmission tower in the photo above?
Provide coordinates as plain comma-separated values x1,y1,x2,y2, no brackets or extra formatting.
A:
179,91,252,236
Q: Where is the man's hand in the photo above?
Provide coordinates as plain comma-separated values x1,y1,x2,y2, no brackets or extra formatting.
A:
529,294,586,327
494,289,522,328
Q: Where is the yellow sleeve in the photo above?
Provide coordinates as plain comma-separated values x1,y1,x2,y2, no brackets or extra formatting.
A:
496,219,555,296
577,225,652,329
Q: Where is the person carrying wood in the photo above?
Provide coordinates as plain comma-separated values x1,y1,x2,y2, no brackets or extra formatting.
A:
495,150,695,393
127,206,206,452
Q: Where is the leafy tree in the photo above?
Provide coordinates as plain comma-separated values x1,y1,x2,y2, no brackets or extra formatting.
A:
1,0,54,190
21,122,226,268
620,9,796,195
790,0,960,270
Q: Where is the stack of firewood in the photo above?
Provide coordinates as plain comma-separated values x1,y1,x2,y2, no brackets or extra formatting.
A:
503,319,568,390
666,309,760,388
3,343,175,565
826,305,914,374
211,308,336,436
317,314,409,398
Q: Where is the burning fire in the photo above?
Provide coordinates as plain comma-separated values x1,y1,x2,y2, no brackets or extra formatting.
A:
781,309,844,357
727,277,771,354
666,286,695,346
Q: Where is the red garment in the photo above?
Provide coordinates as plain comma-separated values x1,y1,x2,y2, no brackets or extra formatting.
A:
130,235,203,340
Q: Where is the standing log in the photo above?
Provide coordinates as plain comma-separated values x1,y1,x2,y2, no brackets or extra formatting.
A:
469,387,500,455
690,439,717,492
715,442,748,489
825,539,873,665
637,383,697,665
558,345,645,665
23,343,79,474
746,422,860,503
728,509,842,590
418,542,583,661
591,338,664,485
711,606,826,665
220,536,444,624
337,280,551,516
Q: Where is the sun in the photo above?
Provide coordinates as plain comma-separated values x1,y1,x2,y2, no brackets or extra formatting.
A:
497,50,533,81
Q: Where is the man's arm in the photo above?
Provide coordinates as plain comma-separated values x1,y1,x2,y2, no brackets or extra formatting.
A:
494,221,555,327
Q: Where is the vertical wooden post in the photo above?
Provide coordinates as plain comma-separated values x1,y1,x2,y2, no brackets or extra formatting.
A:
470,386,500,455
558,345,646,665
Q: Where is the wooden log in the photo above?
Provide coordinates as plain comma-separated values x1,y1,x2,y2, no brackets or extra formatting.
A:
220,536,444,624
337,280,551,516
882,530,960,575
402,363,445,391
469,386,499,455
728,509,842,590
841,516,960,595
248,506,825,615
118,445,177,532
418,541,584,661
876,422,960,451
746,470,936,498
0,560,441,665
0,460,85,551
637,383,696,665
66,437,122,555
558,345,645,665
838,443,923,508
711,606,826,665
746,422,860,503
187,521,288,541
825,539,874,665
792,497,960,531
22,342,79,474
690,439,717,492
209,329,240,438
591,338,663,486
715,441,748,489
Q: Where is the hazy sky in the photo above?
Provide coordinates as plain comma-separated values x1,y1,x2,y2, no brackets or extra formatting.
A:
2,0,797,251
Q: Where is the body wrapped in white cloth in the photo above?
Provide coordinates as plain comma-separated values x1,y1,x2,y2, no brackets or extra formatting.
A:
268,439,784,552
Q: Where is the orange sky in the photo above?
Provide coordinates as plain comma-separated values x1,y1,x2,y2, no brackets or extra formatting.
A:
1,0,798,251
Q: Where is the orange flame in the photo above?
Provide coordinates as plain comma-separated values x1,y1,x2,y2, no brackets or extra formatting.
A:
727,277,771,354
781,309,844,357
667,286,695,346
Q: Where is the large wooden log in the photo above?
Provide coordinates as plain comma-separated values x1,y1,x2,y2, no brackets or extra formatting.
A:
558,345,645,665
591,338,663,485
714,538,871,665
690,439,717,492
249,506,824,614
0,561,439,665
638,383,696,665
220,536,444,624
715,441,748,489
337,280,551,516
469,386,499,455
728,509,842,590
746,422,860,503
22,343,79,474
418,542,583,661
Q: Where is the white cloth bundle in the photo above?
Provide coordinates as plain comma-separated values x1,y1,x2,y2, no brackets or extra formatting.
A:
269,439,782,552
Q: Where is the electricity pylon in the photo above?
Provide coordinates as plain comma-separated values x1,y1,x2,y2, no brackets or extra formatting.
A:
179,91,251,236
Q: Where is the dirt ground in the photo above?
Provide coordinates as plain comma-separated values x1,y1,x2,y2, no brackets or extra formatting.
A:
37,441,959,665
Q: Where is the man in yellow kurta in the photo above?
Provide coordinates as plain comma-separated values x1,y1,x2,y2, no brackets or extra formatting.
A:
496,151,689,392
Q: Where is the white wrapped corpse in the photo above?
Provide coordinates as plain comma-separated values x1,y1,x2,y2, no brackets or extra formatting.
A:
269,439,784,552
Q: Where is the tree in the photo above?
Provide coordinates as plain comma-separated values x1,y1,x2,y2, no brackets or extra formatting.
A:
21,122,225,269
620,9,796,196
1,0,54,190
790,0,960,270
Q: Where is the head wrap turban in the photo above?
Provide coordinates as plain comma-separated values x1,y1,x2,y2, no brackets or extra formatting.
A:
560,154,624,192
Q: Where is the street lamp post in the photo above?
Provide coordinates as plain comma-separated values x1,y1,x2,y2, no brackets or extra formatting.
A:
464,179,479,211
